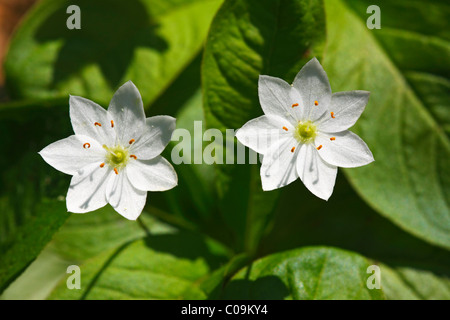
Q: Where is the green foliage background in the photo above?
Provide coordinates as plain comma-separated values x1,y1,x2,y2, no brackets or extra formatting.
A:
0,0,448,299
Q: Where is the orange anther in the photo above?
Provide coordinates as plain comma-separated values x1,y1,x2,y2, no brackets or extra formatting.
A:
282,126,288,131
330,137,336,141
114,168,118,175
314,101,319,106
331,112,335,118
292,103,299,108
100,163,105,168
83,143,90,149
94,122,102,127
317,145,322,150
111,120,114,128
129,139,135,144
291,146,296,153
130,155,137,159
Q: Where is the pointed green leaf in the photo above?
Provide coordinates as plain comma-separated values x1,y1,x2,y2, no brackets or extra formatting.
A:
0,105,73,293
322,0,450,249
221,246,385,300
49,231,229,299
202,0,326,253
260,175,450,300
5,0,222,107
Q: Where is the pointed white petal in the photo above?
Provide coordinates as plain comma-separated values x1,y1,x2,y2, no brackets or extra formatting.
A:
69,95,116,146
130,116,176,160
292,57,331,121
296,143,337,201
236,115,295,154
108,81,146,145
258,75,304,123
314,130,374,168
316,91,370,132
127,156,177,192
260,136,300,191
66,162,113,213
39,135,105,175
106,170,147,220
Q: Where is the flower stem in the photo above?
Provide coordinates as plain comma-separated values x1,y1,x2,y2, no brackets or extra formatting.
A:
145,205,197,232
137,216,150,236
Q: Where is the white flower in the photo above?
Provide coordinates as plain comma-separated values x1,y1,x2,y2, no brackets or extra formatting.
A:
236,58,374,200
39,81,178,220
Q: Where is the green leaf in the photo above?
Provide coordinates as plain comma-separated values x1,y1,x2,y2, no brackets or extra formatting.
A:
0,200,69,293
380,263,450,300
322,0,450,249
202,0,326,253
259,174,450,300
5,0,222,107
1,247,71,300
220,246,385,300
48,207,174,262
139,54,236,247
1,208,177,299
0,104,73,293
48,230,230,299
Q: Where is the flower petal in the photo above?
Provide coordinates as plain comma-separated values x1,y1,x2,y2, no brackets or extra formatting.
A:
258,75,304,123
66,162,113,213
292,57,331,121
296,143,337,201
108,81,146,145
316,91,370,132
106,170,147,220
126,156,178,192
39,135,105,175
260,136,300,191
314,130,374,168
236,115,295,154
131,116,176,160
69,95,116,146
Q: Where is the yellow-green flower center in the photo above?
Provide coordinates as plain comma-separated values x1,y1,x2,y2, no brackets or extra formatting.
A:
103,145,129,168
295,120,317,143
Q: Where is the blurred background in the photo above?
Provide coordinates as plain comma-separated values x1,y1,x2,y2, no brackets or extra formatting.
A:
0,0,37,102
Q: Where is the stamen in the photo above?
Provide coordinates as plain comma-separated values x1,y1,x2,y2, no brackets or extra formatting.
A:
314,100,319,106
114,168,118,175
100,163,105,168
282,126,288,131
330,137,336,141
291,146,296,153
111,120,114,127
129,139,135,145
130,155,137,159
83,143,90,149
292,103,299,108
94,122,102,127
331,112,335,118
317,145,323,150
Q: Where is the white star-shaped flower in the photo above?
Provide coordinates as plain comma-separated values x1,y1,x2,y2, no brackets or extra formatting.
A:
236,58,374,200
39,81,178,220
